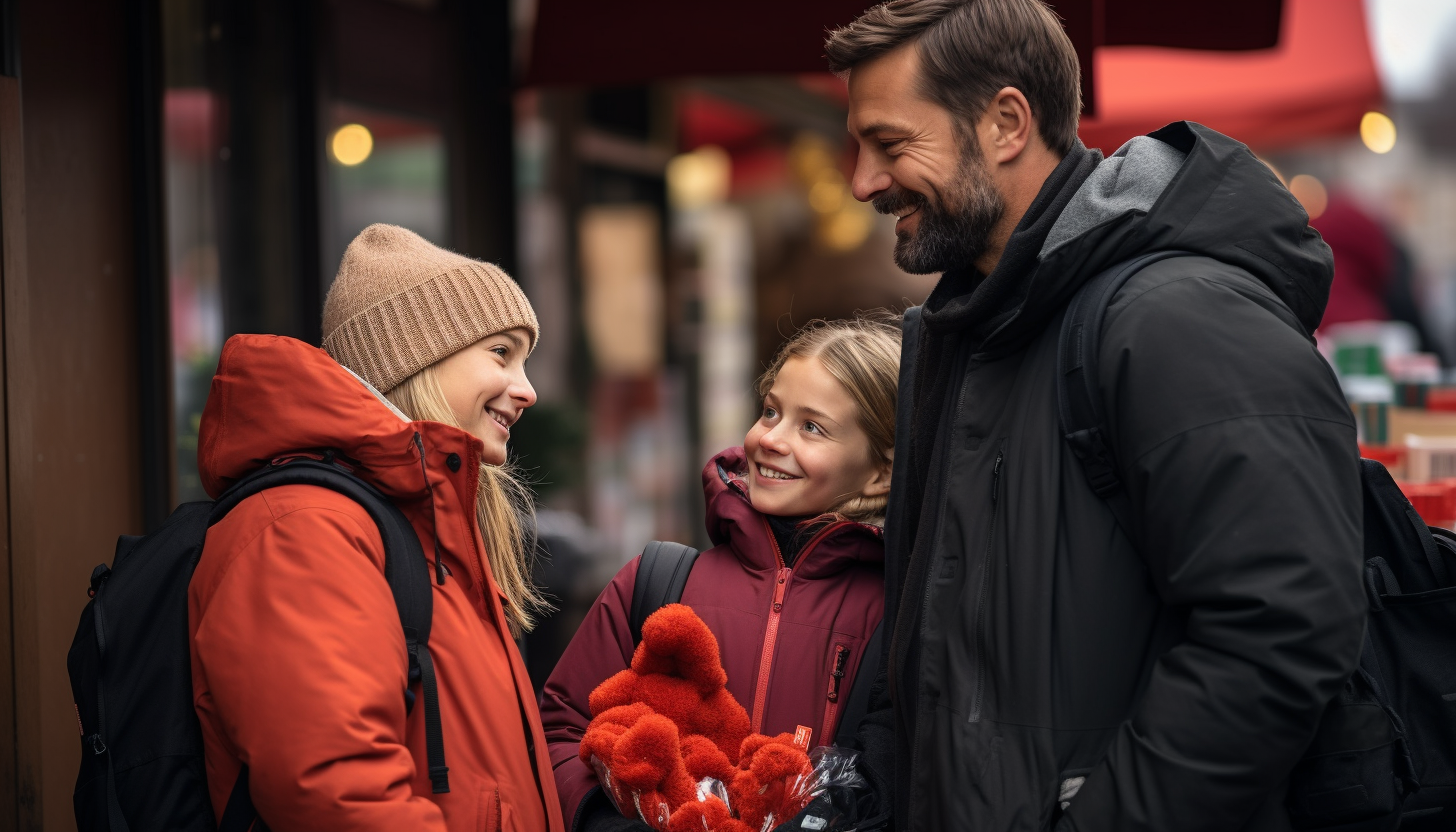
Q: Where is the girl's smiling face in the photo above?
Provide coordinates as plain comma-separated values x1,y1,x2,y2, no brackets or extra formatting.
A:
744,355,891,518
432,327,537,465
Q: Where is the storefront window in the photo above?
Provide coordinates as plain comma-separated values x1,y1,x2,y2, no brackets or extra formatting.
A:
162,2,224,502
324,104,448,285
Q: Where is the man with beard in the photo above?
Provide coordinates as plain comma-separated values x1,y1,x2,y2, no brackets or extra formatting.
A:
824,1,1366,831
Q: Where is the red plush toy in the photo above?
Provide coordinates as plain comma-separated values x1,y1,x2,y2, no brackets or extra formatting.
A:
668,795,753,832
580,604,815,832
588,604,752,759
729,734,813,830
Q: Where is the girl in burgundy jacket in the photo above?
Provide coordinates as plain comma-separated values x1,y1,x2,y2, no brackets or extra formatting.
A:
540,316,901,831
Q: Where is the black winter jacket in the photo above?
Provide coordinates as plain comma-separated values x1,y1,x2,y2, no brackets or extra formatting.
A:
858,122,1366,832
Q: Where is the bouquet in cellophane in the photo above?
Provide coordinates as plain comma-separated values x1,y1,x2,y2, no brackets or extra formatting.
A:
579,605,866,832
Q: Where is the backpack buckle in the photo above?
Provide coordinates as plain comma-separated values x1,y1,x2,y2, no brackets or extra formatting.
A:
1065,427,1123,497
87,564,112,598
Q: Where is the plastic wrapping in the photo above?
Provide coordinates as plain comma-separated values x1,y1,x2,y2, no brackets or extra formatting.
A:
592,744,865,832
589,753,672,830
758,746,867,832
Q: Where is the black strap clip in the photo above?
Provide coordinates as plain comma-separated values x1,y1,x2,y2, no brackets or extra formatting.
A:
1064,427,1122,497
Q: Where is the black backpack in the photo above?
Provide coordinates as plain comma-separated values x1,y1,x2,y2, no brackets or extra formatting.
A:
1055,252,1456,831
628,540,884,750
66,456,451,832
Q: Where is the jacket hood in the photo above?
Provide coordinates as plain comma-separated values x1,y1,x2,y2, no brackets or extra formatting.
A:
702,447,883,577
198,334,483,501
937,122,1333,352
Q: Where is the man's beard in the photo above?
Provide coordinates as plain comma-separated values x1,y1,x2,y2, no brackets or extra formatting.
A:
872,146,1005,275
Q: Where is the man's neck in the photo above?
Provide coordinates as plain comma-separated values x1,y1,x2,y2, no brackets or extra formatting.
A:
974,148,1066,275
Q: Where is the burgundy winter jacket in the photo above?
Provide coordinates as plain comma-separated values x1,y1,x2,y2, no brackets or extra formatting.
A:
540,447,886,830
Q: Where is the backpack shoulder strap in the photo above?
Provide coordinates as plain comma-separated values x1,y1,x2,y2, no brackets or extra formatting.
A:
834,619,884,750
629,541,701,646
1057,252,1192,536
211,458,450,798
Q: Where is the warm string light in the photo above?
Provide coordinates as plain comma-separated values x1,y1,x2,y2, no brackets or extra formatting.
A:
1360,112,1396,154
1288,174,1329,220
790,133,873,253
330,123,374,166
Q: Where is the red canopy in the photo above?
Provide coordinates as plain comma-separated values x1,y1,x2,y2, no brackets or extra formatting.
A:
1078,0,1381,152
525,0,1282,114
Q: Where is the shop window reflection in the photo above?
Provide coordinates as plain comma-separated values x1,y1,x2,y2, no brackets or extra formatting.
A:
164,86,224,502
324,104,449,291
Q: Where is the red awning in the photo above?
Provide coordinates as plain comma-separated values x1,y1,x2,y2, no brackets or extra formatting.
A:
525,0,1282,115
1078,0,1381,152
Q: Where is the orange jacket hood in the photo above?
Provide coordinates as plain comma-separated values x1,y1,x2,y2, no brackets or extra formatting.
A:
199,333,462,501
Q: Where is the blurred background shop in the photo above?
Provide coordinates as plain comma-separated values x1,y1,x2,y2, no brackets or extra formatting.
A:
3,0,1456,828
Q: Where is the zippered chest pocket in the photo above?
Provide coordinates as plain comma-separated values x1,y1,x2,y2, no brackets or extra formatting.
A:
819,638,866,746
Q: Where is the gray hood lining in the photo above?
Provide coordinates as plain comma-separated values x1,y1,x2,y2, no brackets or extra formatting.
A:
1041,136,1187,259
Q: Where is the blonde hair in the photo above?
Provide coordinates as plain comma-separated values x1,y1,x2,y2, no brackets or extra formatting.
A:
755,312,902,524
387,365,550,637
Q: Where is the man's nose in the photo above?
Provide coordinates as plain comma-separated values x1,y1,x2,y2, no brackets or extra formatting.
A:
851,151,891,203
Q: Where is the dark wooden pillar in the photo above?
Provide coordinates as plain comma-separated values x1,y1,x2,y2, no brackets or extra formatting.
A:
3,1,149,828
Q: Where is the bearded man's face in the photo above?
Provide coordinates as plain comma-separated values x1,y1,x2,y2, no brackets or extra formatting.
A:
870,137,1005,274
845,43,1007,274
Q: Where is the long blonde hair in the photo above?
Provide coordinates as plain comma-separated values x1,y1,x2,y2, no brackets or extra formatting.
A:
755,312,902,524
387,365,550,637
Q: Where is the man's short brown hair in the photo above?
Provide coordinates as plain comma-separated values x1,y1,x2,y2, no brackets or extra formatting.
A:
825,0,1082,156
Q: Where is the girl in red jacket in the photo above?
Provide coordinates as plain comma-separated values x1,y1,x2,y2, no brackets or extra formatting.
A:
541,315,901,832
190,224,563,832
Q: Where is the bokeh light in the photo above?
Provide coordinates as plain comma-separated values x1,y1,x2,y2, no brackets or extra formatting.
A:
1288,174,1329,220
330,123,374,166
667,145,732,210
1360,111,1396,154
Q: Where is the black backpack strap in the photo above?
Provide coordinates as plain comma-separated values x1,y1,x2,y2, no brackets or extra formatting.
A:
217,767,270,832
1360,457,1453,590
211,458,451,808
883,307,921,595
1057,252,1192,537
629,541,701,646
834,620,884,750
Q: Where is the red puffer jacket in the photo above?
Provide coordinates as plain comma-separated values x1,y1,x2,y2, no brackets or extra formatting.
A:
540,447,885,829
190,334,563,832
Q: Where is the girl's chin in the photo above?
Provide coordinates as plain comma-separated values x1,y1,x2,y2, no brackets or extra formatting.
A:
472,435,509,466
748,491,809,518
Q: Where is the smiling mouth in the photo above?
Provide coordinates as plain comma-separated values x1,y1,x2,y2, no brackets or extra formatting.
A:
487,408,513,434
757,464,800,481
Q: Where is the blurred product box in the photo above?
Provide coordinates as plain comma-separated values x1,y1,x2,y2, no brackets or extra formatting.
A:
1404,435,1456,484
1355,402,1388,444
1334,343,1383,377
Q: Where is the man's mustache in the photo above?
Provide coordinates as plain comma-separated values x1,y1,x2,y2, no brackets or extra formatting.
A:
872,186,928,218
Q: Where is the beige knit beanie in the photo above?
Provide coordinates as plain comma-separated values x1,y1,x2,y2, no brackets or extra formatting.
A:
322,224,539,394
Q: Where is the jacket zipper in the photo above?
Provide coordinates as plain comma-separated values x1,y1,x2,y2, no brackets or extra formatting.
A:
969,448,1004,723
750,518,847,734
413,432,448,585
820,643,850,744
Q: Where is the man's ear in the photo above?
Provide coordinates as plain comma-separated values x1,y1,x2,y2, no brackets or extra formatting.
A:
980,86,1036,165
861,450,894,498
